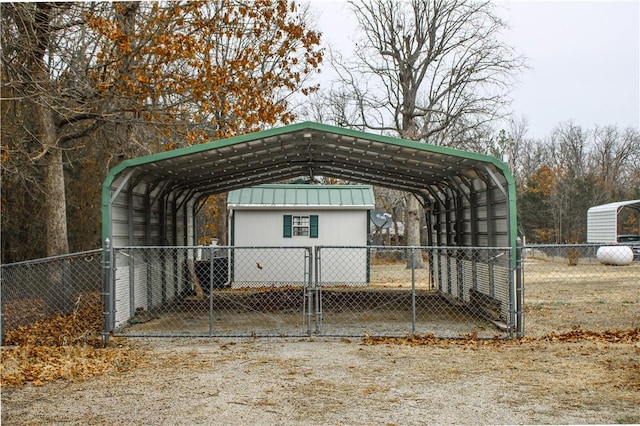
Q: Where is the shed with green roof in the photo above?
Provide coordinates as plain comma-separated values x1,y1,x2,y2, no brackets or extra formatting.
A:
227,184,375,286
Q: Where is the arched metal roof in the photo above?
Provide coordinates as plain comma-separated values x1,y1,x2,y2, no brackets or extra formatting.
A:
102,121,517,249
587,199,640,214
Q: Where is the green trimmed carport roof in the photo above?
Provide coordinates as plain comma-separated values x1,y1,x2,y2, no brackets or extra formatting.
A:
103,121,513,194
102,121,517,246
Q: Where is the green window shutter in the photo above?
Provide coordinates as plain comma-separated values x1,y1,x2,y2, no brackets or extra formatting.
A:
283,215,292,238
310,215,319,238
230,211,235,245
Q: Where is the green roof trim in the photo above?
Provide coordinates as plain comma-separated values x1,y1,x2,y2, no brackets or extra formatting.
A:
227,184,375,209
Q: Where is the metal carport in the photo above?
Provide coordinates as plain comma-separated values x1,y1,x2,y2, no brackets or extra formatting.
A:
101,121,522,336
587,199,640,243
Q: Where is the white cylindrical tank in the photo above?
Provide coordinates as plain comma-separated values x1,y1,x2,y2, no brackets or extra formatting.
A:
596,245,634,266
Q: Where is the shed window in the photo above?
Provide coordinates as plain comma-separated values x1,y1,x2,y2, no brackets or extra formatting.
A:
284,215,318,238
293,216,309,236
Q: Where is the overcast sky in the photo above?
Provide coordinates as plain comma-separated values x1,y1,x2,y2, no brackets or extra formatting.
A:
307,0,640,140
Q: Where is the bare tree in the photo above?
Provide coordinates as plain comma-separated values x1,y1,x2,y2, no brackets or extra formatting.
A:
590,125,640,198
330,0,525,140
506,114,528,181
320,0,525,262
3,3,75,257
475,115,528,183
546,122,584,242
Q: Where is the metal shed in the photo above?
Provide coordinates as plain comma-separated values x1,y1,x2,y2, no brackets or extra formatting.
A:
587,200,640,243
101,121,521,336
228,184,375,286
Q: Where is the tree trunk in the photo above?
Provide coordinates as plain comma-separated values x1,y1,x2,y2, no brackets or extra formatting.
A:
216,195,228,245
405,195,424,268
33,61,69,257
43,148,69,257
15,2,70,257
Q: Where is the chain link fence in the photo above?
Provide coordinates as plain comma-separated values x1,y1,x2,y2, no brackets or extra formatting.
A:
103,245,515,339
522,243,640,335
524,243,639,267
3,242,638,343
315,246,513,338
0,250,105,343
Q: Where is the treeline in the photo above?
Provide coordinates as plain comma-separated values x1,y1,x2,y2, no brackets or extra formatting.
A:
513,122,640,243
368,120,640,246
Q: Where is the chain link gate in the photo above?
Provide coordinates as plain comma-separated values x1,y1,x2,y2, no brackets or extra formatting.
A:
105,245,515,339
109,246,314,337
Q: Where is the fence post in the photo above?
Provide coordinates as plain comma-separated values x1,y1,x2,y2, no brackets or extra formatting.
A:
0,266,4,345
488,248,495,299
411,248,416,334
312,247,320,336
61,257,72,314
208,246,215,337
102,238,113,344
515,237,524,337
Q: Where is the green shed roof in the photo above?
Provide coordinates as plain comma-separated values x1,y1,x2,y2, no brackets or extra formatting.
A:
227,184,375,209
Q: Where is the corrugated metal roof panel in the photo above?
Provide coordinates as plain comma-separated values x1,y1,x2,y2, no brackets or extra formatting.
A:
227,184,375,209
308,188,319,205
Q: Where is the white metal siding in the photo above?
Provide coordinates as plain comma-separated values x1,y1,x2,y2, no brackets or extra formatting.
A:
233,210,368,247
319,247,368,285
232,209,369,285
114,252,132,329
109,181,166,248
587,200,640,243
587,209,617,242
229,247,308,287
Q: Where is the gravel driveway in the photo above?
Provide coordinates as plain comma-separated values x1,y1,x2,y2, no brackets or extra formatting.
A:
2,335,639,425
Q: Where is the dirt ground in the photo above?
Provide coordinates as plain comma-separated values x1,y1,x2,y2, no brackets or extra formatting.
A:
2,258,639,425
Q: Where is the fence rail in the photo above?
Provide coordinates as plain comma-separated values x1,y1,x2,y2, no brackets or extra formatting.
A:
2,243,638,343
